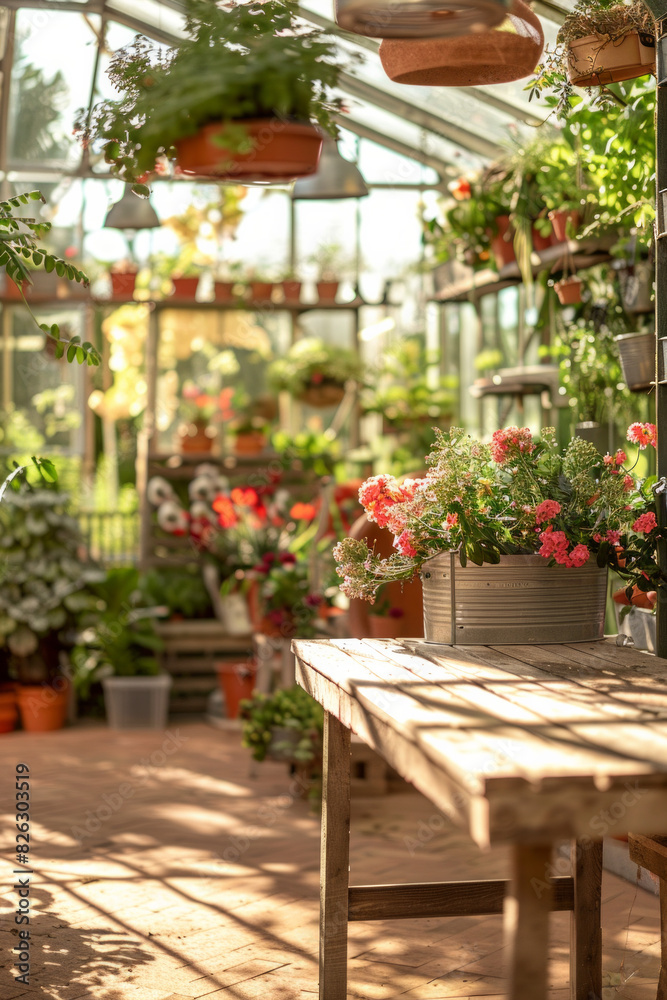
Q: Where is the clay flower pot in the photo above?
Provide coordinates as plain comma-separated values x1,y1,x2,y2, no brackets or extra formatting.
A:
109,271,137,298
217,663,257,719
531,226,552,252
175,119,323,183
281,280,302,303
554,276,583,305
214,281,237,303
378,0,543,86
316,280,340,303
548,209,580,243
17,680,69,732
178,419,213,454
248,282,275,301
0,684,17,734
171,276,200,299
233,431,267,456
566,30,655,87
612,585,656,610
300,383,347,408
489,215,516,271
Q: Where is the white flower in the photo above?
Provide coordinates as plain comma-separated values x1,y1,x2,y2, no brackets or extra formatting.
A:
157,501,189,534
147,476,175,507
189,475,217,503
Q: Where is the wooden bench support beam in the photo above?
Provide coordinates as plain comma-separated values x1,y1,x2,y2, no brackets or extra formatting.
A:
348,875,574,921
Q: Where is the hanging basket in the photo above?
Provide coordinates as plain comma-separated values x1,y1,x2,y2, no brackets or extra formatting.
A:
378,0,543,84
548,209,580,243
618,260,654,314
615,332,655,391
175,119,323,183
420,551,607,645
489,215,516,271
566,30,655,87
336,0,510,37
299,383,347,408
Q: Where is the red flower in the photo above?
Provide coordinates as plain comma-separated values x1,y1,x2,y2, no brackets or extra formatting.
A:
627,422,657,450
231,487,259,508
290,502,317,521
212,495,237,528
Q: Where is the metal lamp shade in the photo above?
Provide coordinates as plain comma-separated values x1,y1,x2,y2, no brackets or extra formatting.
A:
292,139,369,200
104,186,161,229
335,0,510,39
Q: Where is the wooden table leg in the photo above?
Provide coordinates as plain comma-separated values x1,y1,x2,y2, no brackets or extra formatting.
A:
504,843,553,1000
319,710,351,1000
570,838,602,1000
628,835,667,1000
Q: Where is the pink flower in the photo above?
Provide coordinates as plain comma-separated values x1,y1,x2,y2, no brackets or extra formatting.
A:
603,454,613,466
534,499,561,524
615,450,627,466
393,530,417,558
627,423,657,450
605,530,621,545
445,513,458,528
490,426,535,464
569,544,590,567
632,512,657,534
623,475,634,492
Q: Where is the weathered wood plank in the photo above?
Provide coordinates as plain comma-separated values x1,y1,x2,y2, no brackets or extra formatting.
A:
505,843,552,1000
348,875,574,921
319,711,351,1000
570,839,602,1000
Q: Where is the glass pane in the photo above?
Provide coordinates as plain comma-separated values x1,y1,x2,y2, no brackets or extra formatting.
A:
8,10,100,169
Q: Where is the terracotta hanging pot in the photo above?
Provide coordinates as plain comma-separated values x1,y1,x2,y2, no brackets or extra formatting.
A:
566,30,655,87
335,0,510,38
175,119,323,183
548,209,580,243
300,383,347,408
378,0,543,85
554,275,583,305
489,215,516,271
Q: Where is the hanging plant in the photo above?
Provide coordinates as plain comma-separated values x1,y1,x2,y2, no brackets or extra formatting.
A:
0,192,99,366
528,0,655,116
75,0,350,185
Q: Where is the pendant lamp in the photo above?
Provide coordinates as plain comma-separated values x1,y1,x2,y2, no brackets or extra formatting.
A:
379,0,543,84
335,0,511,39
104,185,161,229
292,139,369,200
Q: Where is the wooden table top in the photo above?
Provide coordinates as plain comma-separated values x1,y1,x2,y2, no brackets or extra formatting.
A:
293,637,667,847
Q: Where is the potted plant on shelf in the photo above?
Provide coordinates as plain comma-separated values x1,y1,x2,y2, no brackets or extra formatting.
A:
280,269,303,304
228,414,270,456
308,243,350,302
529,0,655,113
176,379,234,453
244,268,278,303
75,0,347,185
109,260,139,299
214,261,244,303
72,567,169,729
268,337,364,408
334,423,664,642
170,263,202,300
0,486,103,731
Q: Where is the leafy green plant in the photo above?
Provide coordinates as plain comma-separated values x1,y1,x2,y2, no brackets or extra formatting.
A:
0,192,99,365
71,567,165,698
362,337,457,427
271,428,341,477
139,567,215,620
75,0,347,188
268,337,364,398
240,685,323,763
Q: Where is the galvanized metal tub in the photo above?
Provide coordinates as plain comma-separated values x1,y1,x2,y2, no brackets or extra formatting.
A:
420,551,607,644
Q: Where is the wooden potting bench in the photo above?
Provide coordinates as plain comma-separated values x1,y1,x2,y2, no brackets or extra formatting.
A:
293,636,667,1000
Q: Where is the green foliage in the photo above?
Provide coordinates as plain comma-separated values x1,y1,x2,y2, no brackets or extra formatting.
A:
240,685,323,763
140,567,215,620
0,191,99,365
71,568,165,698
268,337,364,398
271,428,341,477
547,322,634,427
11,63,68,161
363,337,457,426
75,0,348,186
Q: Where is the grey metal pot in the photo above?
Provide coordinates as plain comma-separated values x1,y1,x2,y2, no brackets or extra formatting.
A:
615,332,655,392
618,260,654,315
420,551,607,644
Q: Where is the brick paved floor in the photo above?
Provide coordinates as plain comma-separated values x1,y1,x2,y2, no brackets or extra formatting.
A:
0,722,662,999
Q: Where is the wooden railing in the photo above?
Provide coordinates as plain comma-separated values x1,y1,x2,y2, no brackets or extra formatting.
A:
77,510,140,567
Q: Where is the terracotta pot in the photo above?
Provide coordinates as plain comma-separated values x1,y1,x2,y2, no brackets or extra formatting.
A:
566,30,655,87
217,662,256,719
281,280,302,303
178,420,213,454
531,226,552,252
175,119,323,183
612,585,656,610
548,209,580,243
316,280,340,303
368,616,406,639
0,685,17,734
171,276,199,299
17,681,69,732
110,272,137,298
489,215,515,271
249,282,275,301
554,276,582,305
233,431,267,456
378,0,544,86
214,281,237,303
300,383,347,408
